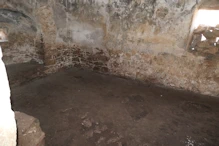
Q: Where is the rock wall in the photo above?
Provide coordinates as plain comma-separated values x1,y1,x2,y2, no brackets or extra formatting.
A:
0,2,43,65
2,0,219,96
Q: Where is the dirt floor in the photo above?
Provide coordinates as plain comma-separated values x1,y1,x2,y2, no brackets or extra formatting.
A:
7,62,219,146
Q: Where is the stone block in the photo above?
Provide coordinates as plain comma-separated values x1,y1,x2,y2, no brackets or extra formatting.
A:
207,38,217,45
191,34,201,48
203,47,218,54
15,112,45,146
194,25,207,34
203,30,217,39
197,41,212,48
212,29,219,37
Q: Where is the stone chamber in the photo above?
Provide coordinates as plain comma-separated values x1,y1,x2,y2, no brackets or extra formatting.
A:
1,0,219,145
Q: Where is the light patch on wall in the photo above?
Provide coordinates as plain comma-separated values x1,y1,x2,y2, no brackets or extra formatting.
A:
194,10,219,28
0,29,8,42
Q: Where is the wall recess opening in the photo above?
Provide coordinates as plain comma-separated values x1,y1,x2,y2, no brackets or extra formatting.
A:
188,1,219,55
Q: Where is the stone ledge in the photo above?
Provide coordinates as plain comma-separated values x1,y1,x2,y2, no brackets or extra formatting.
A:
15,111,45,146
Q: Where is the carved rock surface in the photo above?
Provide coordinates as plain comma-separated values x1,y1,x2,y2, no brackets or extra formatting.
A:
15,111,45,146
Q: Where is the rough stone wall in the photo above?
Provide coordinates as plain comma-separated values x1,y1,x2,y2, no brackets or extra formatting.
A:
0,1,43,65
2,0,219,96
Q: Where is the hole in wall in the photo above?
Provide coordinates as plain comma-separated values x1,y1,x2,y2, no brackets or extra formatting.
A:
188,8,219,55
193,10,219,28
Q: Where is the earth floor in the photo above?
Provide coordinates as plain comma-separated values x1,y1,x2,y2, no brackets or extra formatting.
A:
7,62,219,146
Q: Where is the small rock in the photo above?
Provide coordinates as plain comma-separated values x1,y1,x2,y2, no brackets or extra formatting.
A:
203,30,217,39
195,47,203,52
118,142,123,146
101,125,108,132
82,118,92,128
213,29,219,37
215,24,219,29
197,41,212,48
207,38,216,45
194,25,207,34
203,47,218,54
81,113,88,119
97,137,106,144
191,34,201,48
94,126,102,134
216,41,219,47
84,130,94,138
107,136,122,144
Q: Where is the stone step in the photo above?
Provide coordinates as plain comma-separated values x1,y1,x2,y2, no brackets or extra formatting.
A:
15,112,45,146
